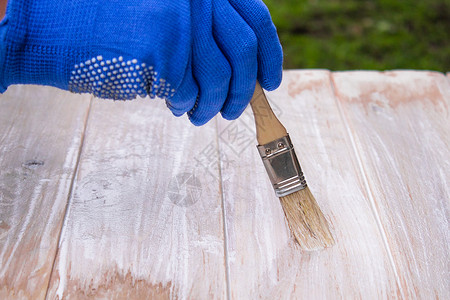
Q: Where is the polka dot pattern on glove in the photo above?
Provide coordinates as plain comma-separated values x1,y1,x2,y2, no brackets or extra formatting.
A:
68,56,175,100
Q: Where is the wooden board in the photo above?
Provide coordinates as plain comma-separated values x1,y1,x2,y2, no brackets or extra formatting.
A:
1,70,448,299
217,70,401,299
332,71,450,299
0,86,91,299
46,97,228,299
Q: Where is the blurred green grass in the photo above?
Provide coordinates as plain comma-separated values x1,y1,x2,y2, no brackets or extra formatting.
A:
264,0,450,71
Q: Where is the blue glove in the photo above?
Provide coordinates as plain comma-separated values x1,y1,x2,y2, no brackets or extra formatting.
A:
188,0,283,125
0,0,198,114
0,0,282,126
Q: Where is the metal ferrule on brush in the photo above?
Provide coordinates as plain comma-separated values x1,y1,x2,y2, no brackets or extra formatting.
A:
257,135,307,197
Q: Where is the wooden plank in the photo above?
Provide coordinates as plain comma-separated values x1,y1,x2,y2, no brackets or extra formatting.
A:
46,97,227,299
218,70,401,299
332,71,450,299
0,86,91,299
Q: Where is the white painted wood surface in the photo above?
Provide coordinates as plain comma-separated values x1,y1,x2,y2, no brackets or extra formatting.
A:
45,97,227,299
218,70,401,299
332,71,450,299
0,86,91,299
0,71,448,299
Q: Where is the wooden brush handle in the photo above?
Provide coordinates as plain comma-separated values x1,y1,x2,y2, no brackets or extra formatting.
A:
250,82,287,145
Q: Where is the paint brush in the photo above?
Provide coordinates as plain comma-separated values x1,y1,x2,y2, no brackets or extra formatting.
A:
250,81,335,251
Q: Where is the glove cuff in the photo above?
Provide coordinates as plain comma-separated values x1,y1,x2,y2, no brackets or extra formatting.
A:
0,0,89,92
0,2,10,93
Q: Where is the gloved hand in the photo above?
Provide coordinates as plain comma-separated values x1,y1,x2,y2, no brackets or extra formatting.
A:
189,0,283,125
0,0,282,126
0,0,198,115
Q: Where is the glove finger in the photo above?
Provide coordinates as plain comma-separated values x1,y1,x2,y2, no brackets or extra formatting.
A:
212,0,257,120
189,0,231,126
228,0,283,91
166,53,199,116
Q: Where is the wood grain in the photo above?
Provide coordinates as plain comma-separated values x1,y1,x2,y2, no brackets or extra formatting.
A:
0,86,91,299
1,71,448,299
332,71,450,299
217,70,401,299
46,97,227,299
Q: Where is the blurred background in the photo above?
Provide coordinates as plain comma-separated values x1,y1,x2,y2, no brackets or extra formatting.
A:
264,0,449,71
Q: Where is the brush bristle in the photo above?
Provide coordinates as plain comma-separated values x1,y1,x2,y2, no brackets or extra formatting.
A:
279,186,335,251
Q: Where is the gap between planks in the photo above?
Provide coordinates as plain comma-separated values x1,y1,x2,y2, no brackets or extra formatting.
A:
44,95,94,300
215,117,232,300
328,73,406,299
